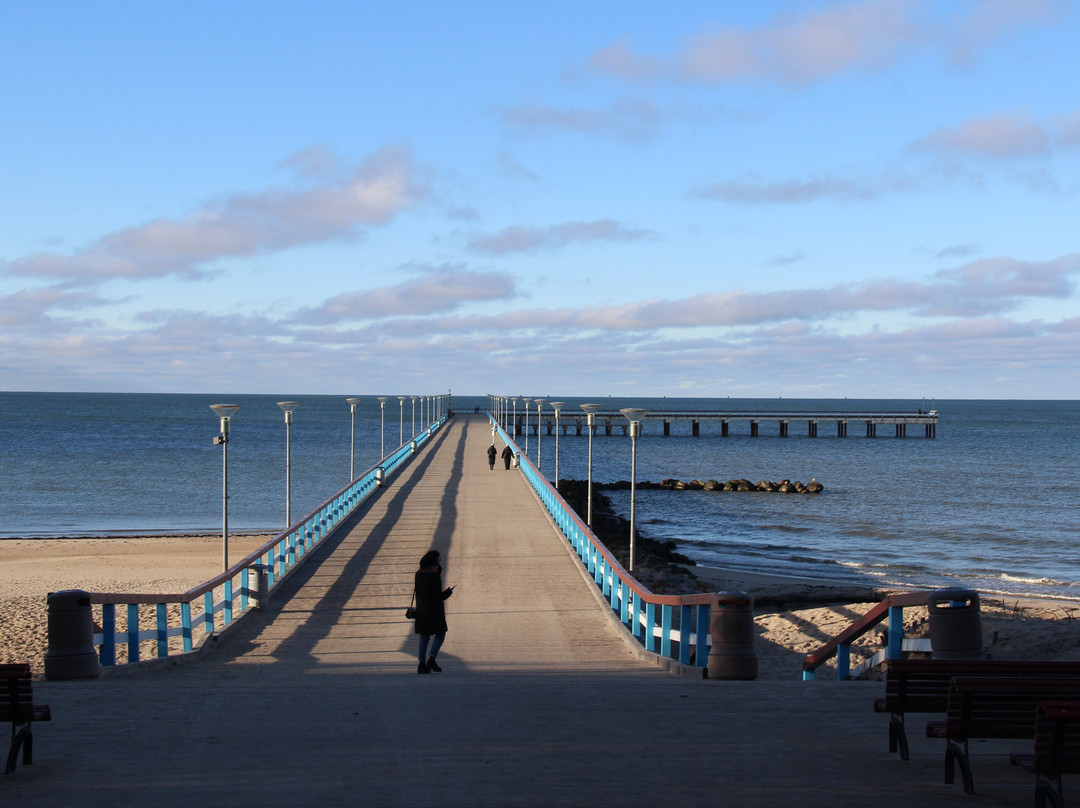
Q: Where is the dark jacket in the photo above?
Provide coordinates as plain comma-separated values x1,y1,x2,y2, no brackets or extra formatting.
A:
414,568,450,635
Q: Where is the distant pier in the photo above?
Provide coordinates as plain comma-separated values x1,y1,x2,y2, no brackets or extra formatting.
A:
506,408,938,439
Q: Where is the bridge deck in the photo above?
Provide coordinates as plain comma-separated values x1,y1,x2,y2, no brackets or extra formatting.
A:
15,414,1030,806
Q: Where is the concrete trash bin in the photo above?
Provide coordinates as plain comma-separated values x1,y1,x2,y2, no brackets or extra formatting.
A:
928,587,986,660
707,591,758,680
44,589,100,680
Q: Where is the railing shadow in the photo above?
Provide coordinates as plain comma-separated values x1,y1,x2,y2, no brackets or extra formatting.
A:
202,421,467,671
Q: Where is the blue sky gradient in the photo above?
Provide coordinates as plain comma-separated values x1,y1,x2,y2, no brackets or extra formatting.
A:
3,1,1078,397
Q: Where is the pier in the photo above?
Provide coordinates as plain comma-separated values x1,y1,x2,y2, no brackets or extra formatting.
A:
15,413,1039,807
503,408,939,439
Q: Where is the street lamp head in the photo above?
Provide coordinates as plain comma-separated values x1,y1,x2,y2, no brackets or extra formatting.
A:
398,396,407,403
621,408,647,439
378,397,388,407
580,403,601,414
210,404,240,433
534,399,545,409
278,400,299,424
550,401,566,415
210,403,240,419
346,397,362,410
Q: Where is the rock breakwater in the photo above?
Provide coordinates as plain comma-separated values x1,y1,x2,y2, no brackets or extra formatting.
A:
600,478,825,493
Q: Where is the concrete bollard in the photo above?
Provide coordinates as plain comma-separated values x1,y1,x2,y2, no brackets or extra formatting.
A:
928,587,985,659
44,589,100,680
707,591,758,680
249,564,270,610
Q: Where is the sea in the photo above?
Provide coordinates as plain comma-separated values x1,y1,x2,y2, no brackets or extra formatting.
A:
2,392,1078,602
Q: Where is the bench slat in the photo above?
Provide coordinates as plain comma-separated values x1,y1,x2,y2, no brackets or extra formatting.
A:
3,662,51,774
938,676,1080,793
877,659,1080,762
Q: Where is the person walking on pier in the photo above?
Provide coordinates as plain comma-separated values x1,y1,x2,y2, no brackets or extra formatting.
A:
414,549,453,674
487,443,497,469
501,444,513,470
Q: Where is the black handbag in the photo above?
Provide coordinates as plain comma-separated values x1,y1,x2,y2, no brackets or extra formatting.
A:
405,590,416,620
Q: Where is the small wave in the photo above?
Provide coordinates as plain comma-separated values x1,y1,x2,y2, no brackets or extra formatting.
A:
998,572,1071,587
758,523,812,534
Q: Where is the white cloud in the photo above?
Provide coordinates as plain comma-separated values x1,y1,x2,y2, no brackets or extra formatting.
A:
294,265,518,323
468,220,654,255
913,113,1051,157
1,145,426,283
585,0,1066,87
694,172,885,203
495,99,665,142
0,286,105,329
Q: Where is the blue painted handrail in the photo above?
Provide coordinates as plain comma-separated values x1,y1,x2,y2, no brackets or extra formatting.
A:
86,416,447,667
491,415,713,670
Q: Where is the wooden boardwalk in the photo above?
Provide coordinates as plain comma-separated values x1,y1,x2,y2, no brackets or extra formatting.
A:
8,414,1033,806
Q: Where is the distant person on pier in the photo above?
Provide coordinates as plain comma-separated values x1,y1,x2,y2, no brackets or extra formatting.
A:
487,443,497,469
414,549,453,674
501,444,513,470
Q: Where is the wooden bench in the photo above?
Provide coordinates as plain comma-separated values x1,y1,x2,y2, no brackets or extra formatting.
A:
1010,702,1080,808
876,659,1080,760
929,676,1080,794
2,663,51,774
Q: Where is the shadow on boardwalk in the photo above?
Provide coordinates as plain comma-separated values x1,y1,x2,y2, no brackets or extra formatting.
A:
9,415,1035,807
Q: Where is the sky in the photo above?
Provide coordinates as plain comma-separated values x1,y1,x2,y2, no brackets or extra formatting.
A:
2,0,1079,399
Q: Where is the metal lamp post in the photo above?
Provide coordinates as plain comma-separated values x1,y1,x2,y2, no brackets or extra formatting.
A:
522,399,531,457
210,403,240,571
398,396,407,447
580,404,601,526
346,397,361,481
511,397,518,439
411,396,416,438
277,401,299,528
620,408,648,572
534,399,545,472
549,402,565,488
377,397,388,459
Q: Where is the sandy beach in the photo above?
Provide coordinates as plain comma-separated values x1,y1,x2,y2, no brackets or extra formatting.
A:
2,535,1078,679
0,534,272,672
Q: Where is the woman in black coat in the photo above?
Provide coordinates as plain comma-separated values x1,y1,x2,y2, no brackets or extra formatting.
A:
414,549,453,674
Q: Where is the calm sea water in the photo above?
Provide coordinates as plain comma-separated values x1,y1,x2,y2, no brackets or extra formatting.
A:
2,393,1078,601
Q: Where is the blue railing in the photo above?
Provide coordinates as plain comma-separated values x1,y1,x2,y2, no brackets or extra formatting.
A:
86,416,447,667
491,416,712,671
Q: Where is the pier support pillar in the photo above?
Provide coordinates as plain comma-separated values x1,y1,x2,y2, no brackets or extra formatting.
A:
692,420,699,437
779,420,789,438
750,420,759,437
721,420,729,437
895,424,906,438
926,423,935,438
837,420,847,438
663,420,670,436
808,420,818,437
866,421,876,438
